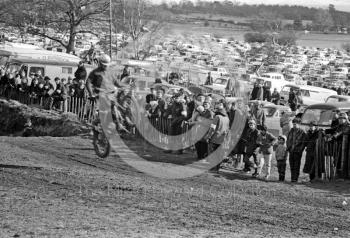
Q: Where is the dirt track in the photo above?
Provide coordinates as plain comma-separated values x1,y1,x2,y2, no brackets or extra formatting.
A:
0,136,350,238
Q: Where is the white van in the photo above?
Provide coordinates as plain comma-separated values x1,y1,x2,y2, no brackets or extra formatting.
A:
7,58,94,87
280,84,337,106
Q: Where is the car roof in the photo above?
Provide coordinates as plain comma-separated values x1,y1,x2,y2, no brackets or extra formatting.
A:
263,104,291,110
327,95,350,99
282,84,336,93
10,58,81,67
123,75,155,81
305,102,350,110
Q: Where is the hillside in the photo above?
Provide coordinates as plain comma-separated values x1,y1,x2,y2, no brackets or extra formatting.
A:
0,136,350,237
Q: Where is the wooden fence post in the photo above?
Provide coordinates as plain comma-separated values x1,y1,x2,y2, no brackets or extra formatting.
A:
348,136,350,179
315,133,320,179
341,135,348,179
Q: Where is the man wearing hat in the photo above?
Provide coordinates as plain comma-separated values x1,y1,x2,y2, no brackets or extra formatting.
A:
325,112,350,155
164,93,187,154
242,119,260,176
303,121,320,181
287,117,307,183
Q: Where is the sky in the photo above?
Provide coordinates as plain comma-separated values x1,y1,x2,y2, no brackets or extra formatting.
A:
151,0,350,12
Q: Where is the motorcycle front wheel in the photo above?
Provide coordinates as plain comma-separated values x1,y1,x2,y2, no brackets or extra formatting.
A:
93,129,111,158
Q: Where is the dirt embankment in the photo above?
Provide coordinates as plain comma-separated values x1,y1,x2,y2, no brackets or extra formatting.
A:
0,99,89,137
0,136,350,237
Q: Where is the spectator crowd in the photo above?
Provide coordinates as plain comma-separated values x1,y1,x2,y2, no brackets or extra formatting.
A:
1,62,349,183
142,82,350,182
0,61,89,110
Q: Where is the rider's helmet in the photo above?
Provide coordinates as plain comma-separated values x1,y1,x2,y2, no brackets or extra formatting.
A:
99,54,111,68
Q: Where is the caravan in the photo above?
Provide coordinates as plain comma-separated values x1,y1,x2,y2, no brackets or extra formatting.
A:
7,58,94,84
0,43,82,66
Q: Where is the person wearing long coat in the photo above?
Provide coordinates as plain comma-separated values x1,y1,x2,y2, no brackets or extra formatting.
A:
256,84,264,101
303,121,320,181
287,118,307,183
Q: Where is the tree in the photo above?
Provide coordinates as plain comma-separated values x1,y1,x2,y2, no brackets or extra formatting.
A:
258,9,283,32
342,43,350,53
293,19,303,30
314,9,334,32
244,32,270,43
276,32,297,46
138,22,165,60
112,0,165,60
1,0,109,53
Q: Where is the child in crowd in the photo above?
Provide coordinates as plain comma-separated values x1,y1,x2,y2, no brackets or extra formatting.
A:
275,135,288,181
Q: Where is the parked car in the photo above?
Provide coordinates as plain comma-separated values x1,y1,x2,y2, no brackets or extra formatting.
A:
280,84,337,106
325,95,350,103
249,101,291,136
300,102,350,130
263,104,292,136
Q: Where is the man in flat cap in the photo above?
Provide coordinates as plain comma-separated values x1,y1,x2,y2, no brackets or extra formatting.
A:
287,117,306,183
303,121,320,182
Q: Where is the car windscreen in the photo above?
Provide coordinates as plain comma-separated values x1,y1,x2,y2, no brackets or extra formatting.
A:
326,97,339,103
214,78,227,85
301,109,335,126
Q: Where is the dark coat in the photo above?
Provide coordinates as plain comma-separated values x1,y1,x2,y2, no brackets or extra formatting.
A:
303,129,319,173
74,65,87,81
305,129,319,153
287,127,306,153
250,86,258,100
263,87,271,102
146,94,156,104
332,122,350,142
243,127,260,154
256,86,264,101
148,106,161,119
271,92,280,104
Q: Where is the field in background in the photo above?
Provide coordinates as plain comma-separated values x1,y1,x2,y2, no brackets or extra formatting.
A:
163,23,350,49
